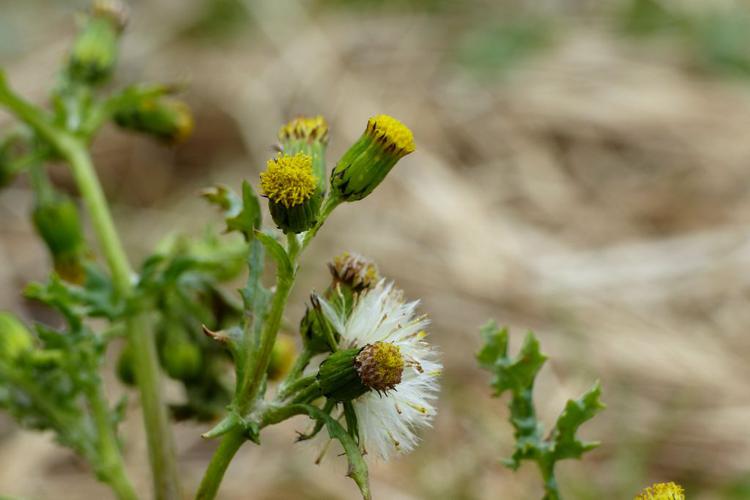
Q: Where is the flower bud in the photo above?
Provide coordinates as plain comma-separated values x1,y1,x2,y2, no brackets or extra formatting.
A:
113,87,194,144
32,193,87,283
0,312,34,362
299,294,337,354
68,1,127,84
160,324,203,382
324,251,380,317
278,116,329,193
330,114,415,202
260,153,322,233
267,334,296,381
317,341,404,402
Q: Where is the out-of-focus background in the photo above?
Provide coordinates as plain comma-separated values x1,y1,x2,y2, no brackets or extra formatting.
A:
2,0,750,498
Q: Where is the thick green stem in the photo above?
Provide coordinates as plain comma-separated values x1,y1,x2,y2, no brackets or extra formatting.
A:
85,383,138,500
195,428,245,500
236,276,293,410
69,144,181,500
539,460,560,500
0,75,180,500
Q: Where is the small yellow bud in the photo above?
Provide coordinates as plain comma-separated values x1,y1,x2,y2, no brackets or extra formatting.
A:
278,115,329,145
278,116,329,193
260,153,322,233
32,193,87,283
0,312,34,362
267,334,297,381
330,114,415,202
635,482,685,500
113,88,194,144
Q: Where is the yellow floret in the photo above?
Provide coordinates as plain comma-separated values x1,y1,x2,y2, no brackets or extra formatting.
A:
260,153,317,208
635,482,685,500
366,114,416,155
278,115,329,143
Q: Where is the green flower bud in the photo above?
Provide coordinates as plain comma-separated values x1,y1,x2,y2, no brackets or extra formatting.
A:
160,323,203,382
317,341,404,402
113,87,194,144
330,114,415,202
0,312,34,362
278,116,329,193
299,294,336,354
32,193,86,283
68,1,127,85
267,334,296,381
260,153,322,233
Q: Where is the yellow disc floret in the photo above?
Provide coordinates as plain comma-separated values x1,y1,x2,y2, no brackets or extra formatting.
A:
355,341,404,392
260,153,317,208
278,115,329,144
366,114,416,155
635,482,685,500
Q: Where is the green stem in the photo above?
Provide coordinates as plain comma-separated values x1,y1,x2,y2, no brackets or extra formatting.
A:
85,383,138,500
197,237,305,499
276,348,312,399
237,257,297,413
539,460,560,500
0,75,180,500
301,195,340,250
195,428,245,500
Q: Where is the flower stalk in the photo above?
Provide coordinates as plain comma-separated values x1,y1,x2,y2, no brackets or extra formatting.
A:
0,73,181,500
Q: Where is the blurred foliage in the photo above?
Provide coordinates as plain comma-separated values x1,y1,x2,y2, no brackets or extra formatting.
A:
457,16,553,78
179,0,251,42
619,0,750,78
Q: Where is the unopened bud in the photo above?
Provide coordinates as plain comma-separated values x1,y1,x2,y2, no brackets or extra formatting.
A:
161,324,203,382
113,87,194,144
330,114,415,202
267,334,296,381
0,312,34,362
278,116,329,193
32,193,86,283
68,1,127,84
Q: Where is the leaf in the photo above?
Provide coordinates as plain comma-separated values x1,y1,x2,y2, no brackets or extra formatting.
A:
226,181,261,239
255,231,293,280
477,321,547,395
478,323,604,498
293,404,371,500
550,381,606,460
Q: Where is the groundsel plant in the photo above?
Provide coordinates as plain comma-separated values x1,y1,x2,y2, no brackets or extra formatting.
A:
0,2,440,499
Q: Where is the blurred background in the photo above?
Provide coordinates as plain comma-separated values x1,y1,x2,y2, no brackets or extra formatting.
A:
2,0,750,498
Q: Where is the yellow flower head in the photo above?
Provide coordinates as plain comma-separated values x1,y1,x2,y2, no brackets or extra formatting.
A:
366,114,416,156
635,482,685,500
355,341,404,392
278,115,329,144
260,153,317,208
